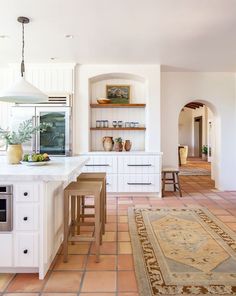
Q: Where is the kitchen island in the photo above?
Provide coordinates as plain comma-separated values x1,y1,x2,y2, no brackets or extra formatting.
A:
0,156,88,279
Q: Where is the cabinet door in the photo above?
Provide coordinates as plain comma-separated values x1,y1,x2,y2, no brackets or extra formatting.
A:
118,174,160,192
15,204,39,231
106,174,117,192
35,107,71,155
82,156,117,174
0,234,13,267
15,184,39,202
14,233,38,267
118,156,160,174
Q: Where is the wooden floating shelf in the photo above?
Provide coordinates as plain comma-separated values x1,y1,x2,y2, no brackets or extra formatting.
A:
90,127,146,131
90,103,146,108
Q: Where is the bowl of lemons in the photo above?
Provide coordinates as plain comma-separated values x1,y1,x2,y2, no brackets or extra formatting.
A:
21,153,51,166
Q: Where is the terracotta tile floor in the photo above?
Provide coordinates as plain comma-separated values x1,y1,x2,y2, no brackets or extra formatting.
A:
1,176,236,296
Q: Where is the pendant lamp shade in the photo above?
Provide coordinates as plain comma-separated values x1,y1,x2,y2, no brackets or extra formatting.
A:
0,77,48,103
0,16,48,104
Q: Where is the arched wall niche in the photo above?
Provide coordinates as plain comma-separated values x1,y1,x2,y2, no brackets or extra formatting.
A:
89,72,147,104
89,72,147,83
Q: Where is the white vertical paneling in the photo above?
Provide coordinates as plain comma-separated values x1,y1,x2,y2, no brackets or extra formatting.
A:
90,106,146,151
0,63,75,94
25,66,74,93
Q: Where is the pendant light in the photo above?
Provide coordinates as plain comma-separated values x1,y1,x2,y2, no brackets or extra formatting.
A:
0,16,48,103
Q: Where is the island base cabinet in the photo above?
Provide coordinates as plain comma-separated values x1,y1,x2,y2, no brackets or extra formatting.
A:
0,234,13,267
14,233,38,267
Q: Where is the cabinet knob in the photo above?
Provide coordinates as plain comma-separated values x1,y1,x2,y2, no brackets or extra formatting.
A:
23,217,28,221
24,192,28,196
23,249,28,254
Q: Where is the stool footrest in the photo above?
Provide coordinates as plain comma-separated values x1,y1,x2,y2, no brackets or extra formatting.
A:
69,236,95,242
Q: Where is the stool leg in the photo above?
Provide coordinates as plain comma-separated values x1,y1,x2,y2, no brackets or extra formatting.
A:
63,192,69,263
162,172,166,197
94,192,101,263
104,178,107,224
77,196,81,235
71,196,76,244
81,196,85,223
172,173,177,192
101,184,105,235
176,172,182,197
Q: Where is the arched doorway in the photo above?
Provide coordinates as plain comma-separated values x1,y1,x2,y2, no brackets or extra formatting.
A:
178,100,219,184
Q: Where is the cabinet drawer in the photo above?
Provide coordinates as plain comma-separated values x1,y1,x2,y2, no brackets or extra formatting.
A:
0,234,13,267
82,156,117,174
14,233,38,267
118,174,160,192
15,204,39,231
106,174,117,193
118,156,160,174
15,184,39,202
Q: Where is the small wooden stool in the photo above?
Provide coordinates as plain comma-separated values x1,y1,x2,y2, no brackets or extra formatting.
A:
77,173,107,234
63,181,103,263
162,167,182,197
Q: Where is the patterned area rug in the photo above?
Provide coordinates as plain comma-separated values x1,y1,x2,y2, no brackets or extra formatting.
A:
179,167,211,176
128,207,236,295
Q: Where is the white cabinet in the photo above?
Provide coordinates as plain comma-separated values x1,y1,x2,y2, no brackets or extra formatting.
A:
15,204,39,231
82,153,161,193
14,233,38,267
118,155,160,174
0,234,13,267
15,184,39,202
118,174,160,192
106,174,118,193
82,156,117,174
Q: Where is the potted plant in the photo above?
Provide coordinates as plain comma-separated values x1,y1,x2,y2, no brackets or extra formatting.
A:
0,119,48,164
114,137,123,152
202,145,208,161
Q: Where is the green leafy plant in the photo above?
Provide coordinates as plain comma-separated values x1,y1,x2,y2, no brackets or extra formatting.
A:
114,137,123,143
202,145,208,155
0,119,49,145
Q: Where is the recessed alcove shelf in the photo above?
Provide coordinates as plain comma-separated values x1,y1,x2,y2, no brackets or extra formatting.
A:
89,73,147,152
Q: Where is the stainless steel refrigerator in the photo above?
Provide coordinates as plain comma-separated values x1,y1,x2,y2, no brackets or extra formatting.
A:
10,95,72,156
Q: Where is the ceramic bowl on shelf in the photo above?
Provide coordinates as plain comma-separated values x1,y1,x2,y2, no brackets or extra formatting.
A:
97,98,111,104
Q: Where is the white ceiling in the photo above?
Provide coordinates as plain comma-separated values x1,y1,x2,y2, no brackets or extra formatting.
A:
0,0,236,71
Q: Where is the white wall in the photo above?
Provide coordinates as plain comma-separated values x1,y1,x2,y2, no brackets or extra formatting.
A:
178,108,193,155
75,64,161,154
161,72,236,190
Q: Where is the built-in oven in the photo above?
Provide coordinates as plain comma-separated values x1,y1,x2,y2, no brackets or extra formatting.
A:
0,185,13,231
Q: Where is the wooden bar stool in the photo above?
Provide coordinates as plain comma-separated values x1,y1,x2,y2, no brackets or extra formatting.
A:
162,167,182,197
63,181,103,263
77,173,107,234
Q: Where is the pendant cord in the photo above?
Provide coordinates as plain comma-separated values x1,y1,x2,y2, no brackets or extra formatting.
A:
21,22,25,77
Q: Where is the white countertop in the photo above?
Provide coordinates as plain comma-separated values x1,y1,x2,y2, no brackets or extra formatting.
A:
81,151,163,155
0,156,89,181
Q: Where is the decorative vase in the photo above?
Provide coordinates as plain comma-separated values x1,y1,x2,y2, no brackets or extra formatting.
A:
7,144,23,164
114,142,123,152
124,140,132,151
103,137,114,151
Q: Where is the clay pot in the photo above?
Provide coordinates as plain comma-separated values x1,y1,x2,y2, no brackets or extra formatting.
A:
103,137,114,151
124,140,132,151
7,144,23,164
114,142,123,152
